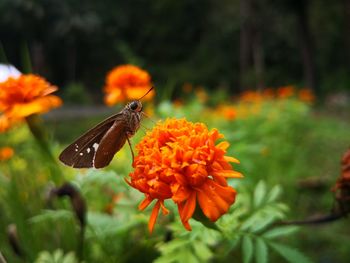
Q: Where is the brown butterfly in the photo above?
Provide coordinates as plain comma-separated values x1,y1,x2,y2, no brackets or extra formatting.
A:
59,87,153,168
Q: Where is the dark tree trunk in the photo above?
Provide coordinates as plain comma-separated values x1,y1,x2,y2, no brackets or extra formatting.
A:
294,0,317,93
239,0,265,91
343,0,350,67
32,41,48,76
251,0,265,90
66,42,77,83
239,0,253,91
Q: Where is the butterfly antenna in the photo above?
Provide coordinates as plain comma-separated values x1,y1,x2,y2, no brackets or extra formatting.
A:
138,86,154,100
141,111,157,124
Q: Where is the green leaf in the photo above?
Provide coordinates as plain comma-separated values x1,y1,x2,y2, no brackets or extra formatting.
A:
255,238,268,263
242,236,253,263
157,239,191,254
263,226,299,239
250,215,275,233
192,241,213,261
266,185,282,203
270,242,313,263
254,181,266,207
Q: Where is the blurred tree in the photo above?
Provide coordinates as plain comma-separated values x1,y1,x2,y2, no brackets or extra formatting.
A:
239,0,265,91
344,0,350,67
291,0,318,93
0,0,349,98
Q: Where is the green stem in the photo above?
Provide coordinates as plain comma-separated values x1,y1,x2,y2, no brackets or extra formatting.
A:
25,114,62,184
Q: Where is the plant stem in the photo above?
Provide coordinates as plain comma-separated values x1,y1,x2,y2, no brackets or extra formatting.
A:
25,114,62,184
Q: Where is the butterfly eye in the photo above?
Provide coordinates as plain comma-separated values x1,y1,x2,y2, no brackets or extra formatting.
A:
130,101,139,111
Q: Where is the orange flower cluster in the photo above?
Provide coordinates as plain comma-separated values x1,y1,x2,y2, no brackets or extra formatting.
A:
215,105,237,120
0,146,14,161
239,86,315,104
298,88,315,103
0,74,62,132
276,86,295,99
127,118,242,233
104,65,154,106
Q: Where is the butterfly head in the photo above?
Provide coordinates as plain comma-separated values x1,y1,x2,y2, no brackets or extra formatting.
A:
128,100,143,112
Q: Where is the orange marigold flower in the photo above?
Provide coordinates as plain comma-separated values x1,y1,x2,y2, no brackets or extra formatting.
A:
0,146,14,161
277,85,295,99
0,74,62,119
127,118,242,233
217,105,236,120
104,65,154,106
298,89,315,103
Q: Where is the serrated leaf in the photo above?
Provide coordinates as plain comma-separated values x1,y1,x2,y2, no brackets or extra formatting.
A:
255,238,268,263
185,248,201,263
157,239,191,254
242,236,253,263
192,241,213,261
266,185,282,203
263,226,299,239
254,181,266,207
270,242,313,263
250,215,276,233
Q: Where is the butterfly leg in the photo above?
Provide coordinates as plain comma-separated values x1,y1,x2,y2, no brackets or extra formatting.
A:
126,134,135,163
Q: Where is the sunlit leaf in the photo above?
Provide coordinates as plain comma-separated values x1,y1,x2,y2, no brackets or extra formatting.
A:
263,226,299,239
255,238,268,263
266,185,282,203
269,242,312,263
242,236,253,263
254,181,266,207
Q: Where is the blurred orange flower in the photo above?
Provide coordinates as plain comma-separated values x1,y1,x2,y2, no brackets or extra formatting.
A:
0,74,62,120
240,91,264,103
277,86,295,99
104,65,154,106
0,146,14,161
194,87,208,103
216,105,236,120
127,118,242,233
298,89,315,103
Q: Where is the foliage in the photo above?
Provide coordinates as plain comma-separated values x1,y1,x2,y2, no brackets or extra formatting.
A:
154,181,312,263
0,92,349,262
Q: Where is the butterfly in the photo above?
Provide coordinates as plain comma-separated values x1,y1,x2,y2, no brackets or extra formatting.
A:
59,88,153,168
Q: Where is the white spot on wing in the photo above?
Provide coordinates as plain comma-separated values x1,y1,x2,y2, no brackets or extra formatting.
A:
79,153,83,156
93,143,99,151
75,149,78,152
87,148,91,153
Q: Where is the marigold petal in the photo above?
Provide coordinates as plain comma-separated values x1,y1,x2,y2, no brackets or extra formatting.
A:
178,191,196,222
216,141,230,151
197,180,236,221
148,200,161,234
139,196,153,211
224,156,240,163
212,170,243,178
172,185,192,203
125,87,154,100
104,90,123,106
7,95,62,118
159,200,169,215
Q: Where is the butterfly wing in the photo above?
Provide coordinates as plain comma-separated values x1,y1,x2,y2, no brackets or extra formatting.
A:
93,120,128,168
59,113,124,168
